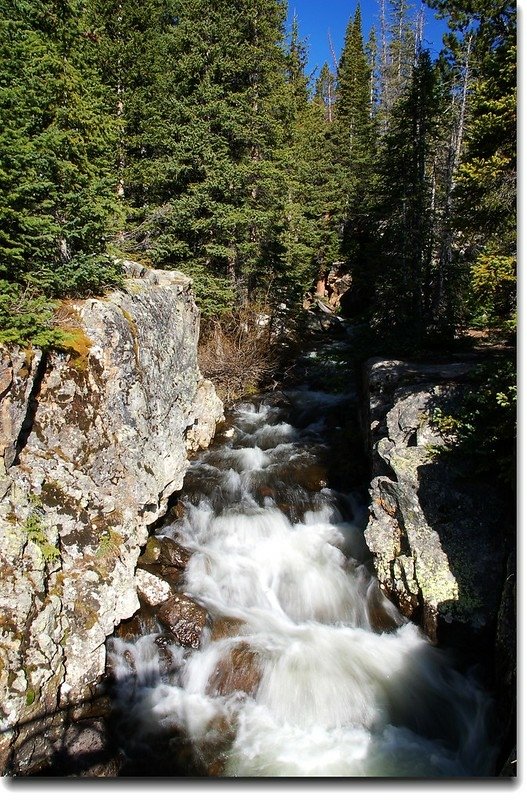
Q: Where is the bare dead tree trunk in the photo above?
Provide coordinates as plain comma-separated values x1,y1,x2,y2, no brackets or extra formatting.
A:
328,29,339,72
434,33,473,327
414,2,425,66
454,33,472,171
367,28,377,118
380,0,388,83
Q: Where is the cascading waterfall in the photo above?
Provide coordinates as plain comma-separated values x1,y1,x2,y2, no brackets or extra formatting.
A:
107,386,496,778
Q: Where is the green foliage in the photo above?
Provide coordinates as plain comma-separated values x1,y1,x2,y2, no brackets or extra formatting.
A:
335,5,375,167
0,0,517,367
0,280,65,347
377,0,416,131
0,0,122,298
177,262,236,320
113,0,293,308
334,4,377,297
470,253,516,328
370,49,443,346
431,358,516,490
278,32,341,297
24,509,61,564
26,254,125,299
428,0,516,337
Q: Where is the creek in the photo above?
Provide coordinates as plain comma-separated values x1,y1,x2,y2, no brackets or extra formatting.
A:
106,341,497,777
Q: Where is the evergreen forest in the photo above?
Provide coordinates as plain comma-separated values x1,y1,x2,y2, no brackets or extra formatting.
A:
0,0,517,484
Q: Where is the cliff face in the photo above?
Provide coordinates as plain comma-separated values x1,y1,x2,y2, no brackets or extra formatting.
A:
362,357,516,771
0,264,223,773
362,358,512,646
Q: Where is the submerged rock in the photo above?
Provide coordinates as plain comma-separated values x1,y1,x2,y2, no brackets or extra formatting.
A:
157,593,208,649
208,643,261,698
158,537,192,569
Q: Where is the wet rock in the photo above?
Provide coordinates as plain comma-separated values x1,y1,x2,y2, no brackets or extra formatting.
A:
156,565,185,588
138,535,191,572
366,582,404,633
157,593,208,649
185,379,224,452
281,461,328,492
158,538,192,569
155,500,187,529
154,634,181,675
137,537,163,566
114,603,160,640
210,616,245,641
208,643,261,698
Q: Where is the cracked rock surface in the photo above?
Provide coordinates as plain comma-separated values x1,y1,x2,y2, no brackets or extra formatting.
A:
362,358,510,646
0,263,223,774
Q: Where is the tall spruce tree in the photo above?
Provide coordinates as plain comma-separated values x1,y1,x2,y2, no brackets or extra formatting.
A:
0,0,121,299
86,0,184,211
277,19,340,302
422,0,516,334
333,5,377,310
372,48,442,345
378,0,417,133
116,0,291,315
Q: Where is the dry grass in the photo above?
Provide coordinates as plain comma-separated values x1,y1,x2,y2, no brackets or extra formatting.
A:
198,308,279,403
53,301,93,369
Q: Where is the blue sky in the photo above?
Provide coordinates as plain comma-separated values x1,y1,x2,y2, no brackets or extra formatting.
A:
286,0,450,80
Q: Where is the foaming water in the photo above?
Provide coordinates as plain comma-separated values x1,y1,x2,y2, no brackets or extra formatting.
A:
107,393,496,777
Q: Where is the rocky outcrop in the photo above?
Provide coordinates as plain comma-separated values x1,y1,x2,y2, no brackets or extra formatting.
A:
0,263,223,774
363,358,512,649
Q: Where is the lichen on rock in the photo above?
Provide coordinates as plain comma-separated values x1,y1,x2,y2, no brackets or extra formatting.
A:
0,263,223,774
363,358,509,647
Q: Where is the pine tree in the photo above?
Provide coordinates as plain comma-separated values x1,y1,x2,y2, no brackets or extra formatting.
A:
314,63,337,123
333,5,377,310
335,6,373,149
0,0,121,299
378,0,417,133
277,23,340,303
425,0,516,333
114,0,290,315
372,48,441,345
86,0,184,211
453,3,516,331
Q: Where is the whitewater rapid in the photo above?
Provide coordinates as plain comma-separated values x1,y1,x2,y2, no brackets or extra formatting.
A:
107,391,496,777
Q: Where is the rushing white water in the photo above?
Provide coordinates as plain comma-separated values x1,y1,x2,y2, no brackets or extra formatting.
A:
108,393,497,777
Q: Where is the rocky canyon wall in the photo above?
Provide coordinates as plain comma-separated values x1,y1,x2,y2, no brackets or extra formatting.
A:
362,357,516,768
0,263,223,774
362,357,512,647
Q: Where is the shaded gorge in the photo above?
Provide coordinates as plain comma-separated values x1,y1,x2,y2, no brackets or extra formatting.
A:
106,343,498,777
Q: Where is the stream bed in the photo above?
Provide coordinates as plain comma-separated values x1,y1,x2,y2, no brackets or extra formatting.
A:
106,344,497,777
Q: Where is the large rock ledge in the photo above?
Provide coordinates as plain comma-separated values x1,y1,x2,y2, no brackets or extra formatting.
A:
362,358,513,650
0,263,223,774
362,357,516,771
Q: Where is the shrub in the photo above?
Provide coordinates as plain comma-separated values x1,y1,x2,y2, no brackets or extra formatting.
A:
0,280,66,348
198,306,278,402
432,357,516,491
26,254,124,299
